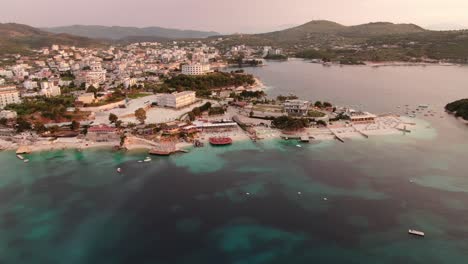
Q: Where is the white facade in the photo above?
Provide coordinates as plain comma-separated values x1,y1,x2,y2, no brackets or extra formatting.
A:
40,81,61,97
181,63,211,75
157,91,196,109
0,86,21,109
0,110,17,119
284,100,310,116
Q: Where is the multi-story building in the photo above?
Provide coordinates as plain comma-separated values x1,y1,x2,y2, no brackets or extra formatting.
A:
181,63,211,75
284,100,310,116
157,91,196,109
0,86,21,109
40,81,61,97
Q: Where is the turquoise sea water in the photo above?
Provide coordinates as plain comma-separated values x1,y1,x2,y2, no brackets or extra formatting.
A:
1,61,468,263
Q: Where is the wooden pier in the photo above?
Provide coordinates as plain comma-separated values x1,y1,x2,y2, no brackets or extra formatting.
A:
327,128,345,143
351,124,369,138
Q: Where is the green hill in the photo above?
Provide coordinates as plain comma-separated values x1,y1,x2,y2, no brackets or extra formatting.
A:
0,23,103,55
212,20,468,62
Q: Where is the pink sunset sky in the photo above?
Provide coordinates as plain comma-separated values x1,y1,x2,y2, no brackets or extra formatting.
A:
1,0,467,33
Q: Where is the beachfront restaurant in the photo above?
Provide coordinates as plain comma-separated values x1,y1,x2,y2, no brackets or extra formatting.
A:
349,112,377,124
193,121,238,132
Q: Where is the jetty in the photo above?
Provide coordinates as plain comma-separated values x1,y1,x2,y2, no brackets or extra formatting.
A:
351,124,369,138
327,128,345,143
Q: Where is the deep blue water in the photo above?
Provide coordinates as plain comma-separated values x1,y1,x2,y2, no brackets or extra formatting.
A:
1,61,468,263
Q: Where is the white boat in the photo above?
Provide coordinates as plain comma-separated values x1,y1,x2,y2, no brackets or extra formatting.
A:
16,154,24,160
296,145,302,148
23,159,29,163
138,160,143,163
117,168,122,173
408,229,425,237
144,157,152,162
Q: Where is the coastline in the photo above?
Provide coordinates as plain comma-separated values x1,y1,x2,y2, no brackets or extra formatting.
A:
293,57,462,67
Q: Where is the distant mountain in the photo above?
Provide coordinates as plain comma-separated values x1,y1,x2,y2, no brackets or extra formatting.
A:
255,20,426,42
0,23,102,55
213,20,468,62
42,25,220,41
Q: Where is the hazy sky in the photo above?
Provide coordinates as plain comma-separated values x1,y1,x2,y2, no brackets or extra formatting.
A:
1,0,468,33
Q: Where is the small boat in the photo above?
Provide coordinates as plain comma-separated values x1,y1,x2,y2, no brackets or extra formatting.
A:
117,168,122,173
209,137,233,146
138,160,143,163
23,159,29,163
408,229,425,237
296,144,302,148
16,154,25,160
323,197,328,201
144,157,152,162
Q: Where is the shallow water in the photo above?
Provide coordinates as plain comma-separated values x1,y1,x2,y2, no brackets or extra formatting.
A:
1,61,468,263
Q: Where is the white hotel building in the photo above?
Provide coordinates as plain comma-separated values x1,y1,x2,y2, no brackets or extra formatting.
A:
0,86,21,109
181,63,211,76
157,91,197,109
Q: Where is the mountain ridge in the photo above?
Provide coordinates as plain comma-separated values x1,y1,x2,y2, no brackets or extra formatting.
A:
41,25,220,40
0,23,103,55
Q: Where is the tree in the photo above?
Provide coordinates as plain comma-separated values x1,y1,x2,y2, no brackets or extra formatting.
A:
0,118,7,126
316,120,327,127
16,117,32,132
109,113,118,124
134,108,147,124
323,102,332,108
314,101,323,108
115,120,123,128
87,85,98,96
71,120,80,131
120,134,127,147
34,121,47,134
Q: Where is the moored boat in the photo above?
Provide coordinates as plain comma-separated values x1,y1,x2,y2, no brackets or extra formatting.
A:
408,229,425,237
209,137,233,146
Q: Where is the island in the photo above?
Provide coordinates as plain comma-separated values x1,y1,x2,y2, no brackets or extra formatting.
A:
445,99,468,121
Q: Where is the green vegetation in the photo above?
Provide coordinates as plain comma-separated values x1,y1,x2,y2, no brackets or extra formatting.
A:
187,102,212,121
127,93,152,99
134,108,147,124
272,116,309,131
213,20,468,63
237,90,265,99
109,113,118,124
264,54,288,60
87,89,126,107
5,96,75,121
276,94,298,102
163,72,255,96
0,23,103,56
308,109,326,118
208,106,225,116
60,70,75,81
445,99,468,120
